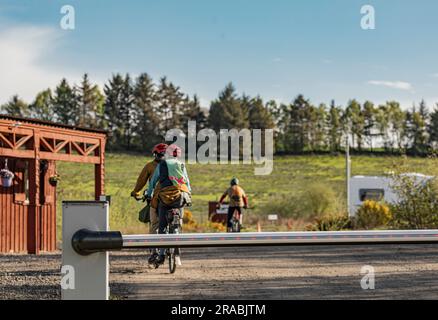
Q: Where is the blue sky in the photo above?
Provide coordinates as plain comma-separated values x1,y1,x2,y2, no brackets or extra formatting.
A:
1,0,438,109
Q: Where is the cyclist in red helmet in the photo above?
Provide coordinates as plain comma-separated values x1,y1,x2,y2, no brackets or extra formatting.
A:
147,144,192,266
152,143,168,156
131,143,168,264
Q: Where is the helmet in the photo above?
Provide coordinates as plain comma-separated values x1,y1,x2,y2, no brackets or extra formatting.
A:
230,177,239,186
167,144,182,158
152,143,168,160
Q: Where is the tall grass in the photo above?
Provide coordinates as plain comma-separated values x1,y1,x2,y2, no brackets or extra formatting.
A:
55,154,437,240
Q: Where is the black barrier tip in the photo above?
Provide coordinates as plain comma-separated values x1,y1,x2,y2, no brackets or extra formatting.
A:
71,228,123,255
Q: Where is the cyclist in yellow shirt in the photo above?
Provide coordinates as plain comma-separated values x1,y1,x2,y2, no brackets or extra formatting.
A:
218,177,248,232
131,143,168,263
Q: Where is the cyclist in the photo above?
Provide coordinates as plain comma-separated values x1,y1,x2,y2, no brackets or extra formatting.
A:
146,144,192,266
217,177,248,232
131,143,168,263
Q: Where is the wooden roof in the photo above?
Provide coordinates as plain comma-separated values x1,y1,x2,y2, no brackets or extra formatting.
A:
0,115,107,135
0,115,107,164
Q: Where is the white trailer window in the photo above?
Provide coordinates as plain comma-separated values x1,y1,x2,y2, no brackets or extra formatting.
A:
359,189,385,202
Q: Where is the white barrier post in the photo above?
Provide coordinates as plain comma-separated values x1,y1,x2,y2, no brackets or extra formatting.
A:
61,201,110,300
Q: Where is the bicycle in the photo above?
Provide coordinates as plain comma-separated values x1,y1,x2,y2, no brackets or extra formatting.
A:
148,205,183,273
160,207,183,273
230,209,240,232
229,208,244,233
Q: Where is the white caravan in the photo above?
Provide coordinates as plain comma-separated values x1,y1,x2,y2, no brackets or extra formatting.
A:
349,173,433,217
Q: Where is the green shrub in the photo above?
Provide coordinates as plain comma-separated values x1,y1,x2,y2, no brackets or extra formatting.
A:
256,193,302,219
306,214,352,231
355,200,392,230
301,183,341,216
257,183,342,221
390,174,438,229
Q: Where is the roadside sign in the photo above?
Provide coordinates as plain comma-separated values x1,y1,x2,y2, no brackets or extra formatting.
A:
268,214,278,221
217,204,229,214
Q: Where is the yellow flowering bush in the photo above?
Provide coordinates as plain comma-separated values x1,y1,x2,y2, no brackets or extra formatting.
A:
204,221,227,232
355,200,392,229
182,209,198,231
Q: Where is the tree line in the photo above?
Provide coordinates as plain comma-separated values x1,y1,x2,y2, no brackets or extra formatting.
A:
1,73,438,156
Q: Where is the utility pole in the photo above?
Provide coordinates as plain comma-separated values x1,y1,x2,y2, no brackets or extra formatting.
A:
346,135,352,217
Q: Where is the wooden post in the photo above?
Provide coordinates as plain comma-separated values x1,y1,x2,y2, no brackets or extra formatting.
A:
28,130,40,254
94,138,105,200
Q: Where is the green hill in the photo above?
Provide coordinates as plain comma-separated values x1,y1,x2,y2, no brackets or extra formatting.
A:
56,153,436,238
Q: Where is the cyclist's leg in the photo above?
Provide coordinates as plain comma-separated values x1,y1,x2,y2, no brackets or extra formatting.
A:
236,207,243,225
149,206,159,234
147,206,159,263
227,206,234,231
157,202,169,258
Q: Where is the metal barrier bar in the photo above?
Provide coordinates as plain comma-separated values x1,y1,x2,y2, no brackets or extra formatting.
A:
62,202,438,300
72,228,438,255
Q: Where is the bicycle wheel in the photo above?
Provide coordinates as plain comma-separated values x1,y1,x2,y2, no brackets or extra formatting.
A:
174,226,182,266
168,225,180,274
168,247,177,274
231,219,240,232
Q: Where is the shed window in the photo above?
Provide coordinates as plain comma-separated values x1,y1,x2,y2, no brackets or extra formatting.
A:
359,189,384,202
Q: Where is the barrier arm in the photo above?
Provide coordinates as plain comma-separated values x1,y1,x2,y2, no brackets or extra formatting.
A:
72,228,438,256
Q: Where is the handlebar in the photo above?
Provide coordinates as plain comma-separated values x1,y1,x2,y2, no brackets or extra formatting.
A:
132,194,147,202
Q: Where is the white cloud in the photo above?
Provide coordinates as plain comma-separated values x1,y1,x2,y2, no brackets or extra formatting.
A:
431,73,438,78
367,80,413,91
0,24,90,104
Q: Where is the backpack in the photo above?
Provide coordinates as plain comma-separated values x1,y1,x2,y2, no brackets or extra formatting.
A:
138,204,150,223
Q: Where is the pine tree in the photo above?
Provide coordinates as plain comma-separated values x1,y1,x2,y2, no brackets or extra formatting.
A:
283,94,310,153
120,74,135,149
406,104,428,155
133,73,160,150
29,89,54,121
192,96,208,132
429,105,438,150
327,100,343,152
208,83,249,131
375,104,390,151
179,94,206,134
248,96,274,130
155,77,185,133
362,101,376,151
313,103,328,151
104,74,125,148
344,100,364,150
76,73,104,128
53,79,79,125
1,95,29,117
103,73,136,149
387,101,406,151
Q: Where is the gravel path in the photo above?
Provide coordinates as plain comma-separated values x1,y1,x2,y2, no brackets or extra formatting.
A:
1,245,438,300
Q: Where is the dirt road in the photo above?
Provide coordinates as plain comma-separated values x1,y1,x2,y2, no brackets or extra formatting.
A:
1,245,438,299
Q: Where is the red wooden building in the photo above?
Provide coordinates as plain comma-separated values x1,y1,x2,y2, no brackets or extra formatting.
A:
0,115,106,254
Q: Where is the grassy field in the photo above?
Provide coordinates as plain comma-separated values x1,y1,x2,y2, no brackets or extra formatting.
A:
55,153,438,239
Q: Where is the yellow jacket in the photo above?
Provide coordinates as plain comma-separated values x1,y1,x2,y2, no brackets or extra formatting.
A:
131,160,161,208
220,185,247,207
